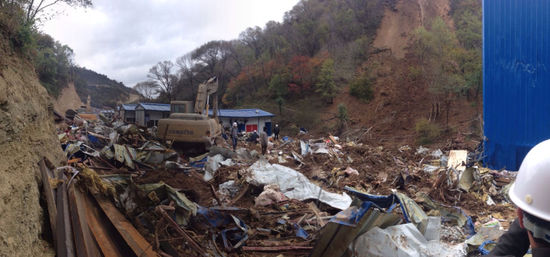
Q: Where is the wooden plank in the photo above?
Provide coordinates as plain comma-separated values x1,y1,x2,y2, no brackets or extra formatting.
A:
93,195,159,257
68,184,101,257
39,158,57,248
308,202,326,227
83,192,125,257
55,172,75,257
156,206,207,257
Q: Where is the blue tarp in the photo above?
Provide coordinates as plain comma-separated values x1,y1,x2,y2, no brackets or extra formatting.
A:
190,157,207,168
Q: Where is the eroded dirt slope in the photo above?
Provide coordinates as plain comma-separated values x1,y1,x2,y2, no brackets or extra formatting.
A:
373,0,453,59
0,39,64,257
325,0,480,148
53,81,83,114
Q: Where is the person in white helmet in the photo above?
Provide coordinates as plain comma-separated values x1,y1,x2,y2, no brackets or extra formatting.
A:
488,139,550,256
230,122,239,151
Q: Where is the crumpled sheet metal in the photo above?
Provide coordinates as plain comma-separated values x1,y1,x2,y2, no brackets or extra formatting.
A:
420,193,476,235
137,182,197,225
345,187,427,229
395,192,429,233
354,223,467,257
312,192,401,257
113,144,136,169
102,174,198,226
246,160,352,210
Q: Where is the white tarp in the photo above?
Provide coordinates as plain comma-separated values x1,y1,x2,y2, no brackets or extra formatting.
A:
353,223,467,257
300,140,310,156
246,160,352,210
205,154,225,181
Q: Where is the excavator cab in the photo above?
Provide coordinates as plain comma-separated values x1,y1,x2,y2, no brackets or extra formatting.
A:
170,101,193,114
157,77,222,153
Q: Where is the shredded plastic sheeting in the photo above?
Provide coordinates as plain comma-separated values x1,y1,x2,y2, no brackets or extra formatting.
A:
354,223,467,257
246,160,352,210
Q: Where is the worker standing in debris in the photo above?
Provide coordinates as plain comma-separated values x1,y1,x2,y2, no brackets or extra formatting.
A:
274,124,280,140
488,139,550,257
231,122,238,151
260,126,268,155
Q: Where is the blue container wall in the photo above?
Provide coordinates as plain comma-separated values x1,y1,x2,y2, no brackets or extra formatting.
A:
483,0,550,170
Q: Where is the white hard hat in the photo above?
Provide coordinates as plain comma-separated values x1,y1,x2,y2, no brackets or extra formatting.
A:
509,139,550,221
233,122,237,127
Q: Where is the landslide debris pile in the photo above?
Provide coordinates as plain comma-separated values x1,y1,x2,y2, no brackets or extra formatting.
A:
0,40,65,257
46,113,516,257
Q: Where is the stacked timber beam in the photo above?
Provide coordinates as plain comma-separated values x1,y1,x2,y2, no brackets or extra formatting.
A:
39,158,159,257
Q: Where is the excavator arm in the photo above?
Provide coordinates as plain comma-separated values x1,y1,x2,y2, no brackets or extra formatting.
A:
194,77,218,118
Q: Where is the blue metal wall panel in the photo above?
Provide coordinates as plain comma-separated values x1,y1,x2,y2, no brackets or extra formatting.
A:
483,0,550,170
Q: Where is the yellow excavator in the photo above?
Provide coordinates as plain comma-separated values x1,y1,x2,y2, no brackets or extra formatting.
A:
157,77,222,151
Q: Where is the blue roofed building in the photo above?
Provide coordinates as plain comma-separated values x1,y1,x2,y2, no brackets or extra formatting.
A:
120,104,137,123
209,109,275,135
135,103,171,127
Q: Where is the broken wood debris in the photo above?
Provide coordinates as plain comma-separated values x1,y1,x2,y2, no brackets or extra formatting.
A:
45,113,518,256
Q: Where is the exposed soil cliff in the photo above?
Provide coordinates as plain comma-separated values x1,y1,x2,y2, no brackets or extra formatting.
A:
0,38,64,257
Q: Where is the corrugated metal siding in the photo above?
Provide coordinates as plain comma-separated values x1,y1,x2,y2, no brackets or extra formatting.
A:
483,0,550,170
122,104,137,111
139,103,170,112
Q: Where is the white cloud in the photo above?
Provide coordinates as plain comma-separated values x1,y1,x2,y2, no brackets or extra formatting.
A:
42,0,300,86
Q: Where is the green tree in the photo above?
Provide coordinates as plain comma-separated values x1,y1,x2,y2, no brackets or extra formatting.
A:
316,58,337,104
349,72,374,102
337,103,348,134
411,17,465,126
275,96,284,115
452,0,482,99
33,33,74,97
268,73,288,97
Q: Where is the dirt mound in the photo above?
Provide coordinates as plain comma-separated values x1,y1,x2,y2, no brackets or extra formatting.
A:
53,82,83,114
0,39,64,256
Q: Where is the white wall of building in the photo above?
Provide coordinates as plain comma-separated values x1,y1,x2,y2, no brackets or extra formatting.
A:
136,108,145,126
219,117,273,135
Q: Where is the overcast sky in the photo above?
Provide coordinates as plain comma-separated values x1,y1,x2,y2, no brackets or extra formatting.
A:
42,0,300,87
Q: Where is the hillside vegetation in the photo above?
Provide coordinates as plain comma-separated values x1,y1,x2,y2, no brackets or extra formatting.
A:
140,0,481,139
137,0,398,128
74,67,139,107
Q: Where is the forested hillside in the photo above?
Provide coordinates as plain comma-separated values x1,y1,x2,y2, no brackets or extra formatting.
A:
73,67,139,107
141,0,482,141
140,0,398,128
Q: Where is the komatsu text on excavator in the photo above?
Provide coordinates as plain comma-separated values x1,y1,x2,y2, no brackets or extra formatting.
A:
157,77,222,152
